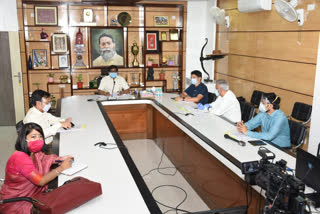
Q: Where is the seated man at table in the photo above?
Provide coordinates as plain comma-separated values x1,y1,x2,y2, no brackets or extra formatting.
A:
98,65,130,96
175,70,208,104
208,79,241,123
237,93,291,148
23,89,72,144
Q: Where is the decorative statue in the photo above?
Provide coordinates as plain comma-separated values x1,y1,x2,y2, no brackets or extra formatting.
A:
76,28,83,45
40,28,48,40
131,41,139,67
147,67,154,80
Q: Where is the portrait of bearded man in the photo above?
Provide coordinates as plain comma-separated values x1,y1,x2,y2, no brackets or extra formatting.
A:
92,33,124,67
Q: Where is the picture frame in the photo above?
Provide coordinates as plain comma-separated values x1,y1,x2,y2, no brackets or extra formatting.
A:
90,27,124,67
161,32,167,41
154,16,169,27
146,31,160,54
52,34,68,53
169,29,180,41
58,55,69,68
35,6,58,26
32,49,47,68
83,9,93,23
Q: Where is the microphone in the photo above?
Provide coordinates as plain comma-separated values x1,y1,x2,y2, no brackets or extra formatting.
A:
224,134,246,147
111,80,116,95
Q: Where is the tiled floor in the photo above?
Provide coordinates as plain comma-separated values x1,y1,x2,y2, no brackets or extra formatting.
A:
124,139,210,214
0,126,17,180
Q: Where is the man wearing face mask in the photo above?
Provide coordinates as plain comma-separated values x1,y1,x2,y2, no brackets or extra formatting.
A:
207,79,241,123
237,93,291,148
98,65,130,96
175,70,208,104
23,90,73,144
93,33,123,67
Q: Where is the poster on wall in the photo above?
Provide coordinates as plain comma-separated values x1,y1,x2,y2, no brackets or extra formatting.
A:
90,27,124,67
146,31,159,54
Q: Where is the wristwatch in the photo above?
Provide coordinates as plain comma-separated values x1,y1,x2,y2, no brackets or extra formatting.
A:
182,97,185,101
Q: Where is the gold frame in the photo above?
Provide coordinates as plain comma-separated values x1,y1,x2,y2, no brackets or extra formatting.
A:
52,34,68,53
169,29,179,41
154,16,169,27
35,6,58,26
161,32,167,41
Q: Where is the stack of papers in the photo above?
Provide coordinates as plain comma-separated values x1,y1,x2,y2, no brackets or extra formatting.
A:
61,162,88,176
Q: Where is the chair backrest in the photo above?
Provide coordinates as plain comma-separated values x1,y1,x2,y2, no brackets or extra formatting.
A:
16,120,24,134
291,102,312,123
208,92,217,103
240,101,255,123
96,76,104,88
289,119,307,147
250,90,264,107
237,96,246,103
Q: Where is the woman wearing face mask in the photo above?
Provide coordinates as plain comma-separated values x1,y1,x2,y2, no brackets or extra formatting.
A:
98,65,130,96
237,93,290,148
0,123,73,214
23,89,73,145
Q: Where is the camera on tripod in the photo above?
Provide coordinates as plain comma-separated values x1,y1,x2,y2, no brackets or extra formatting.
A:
241,147,306,214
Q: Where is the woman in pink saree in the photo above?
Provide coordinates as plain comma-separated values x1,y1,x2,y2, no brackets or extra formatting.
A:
0,123,73,214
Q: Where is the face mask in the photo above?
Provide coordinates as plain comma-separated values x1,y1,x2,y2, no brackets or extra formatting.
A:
259,102,267,113
191,78,197,85
28,139,44,153
42,103,51,112
214,88,220,97
109,72,117,79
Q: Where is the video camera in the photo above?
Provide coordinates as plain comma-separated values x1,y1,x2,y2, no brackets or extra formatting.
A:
241,147,306,214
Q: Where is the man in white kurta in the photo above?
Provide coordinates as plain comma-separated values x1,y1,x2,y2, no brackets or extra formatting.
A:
209,79,241,123
23,90,72,144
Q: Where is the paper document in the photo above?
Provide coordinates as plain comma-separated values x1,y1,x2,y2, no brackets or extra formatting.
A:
61,162,88,176
57,125,83,133
226,131,256,142
117,94,136,100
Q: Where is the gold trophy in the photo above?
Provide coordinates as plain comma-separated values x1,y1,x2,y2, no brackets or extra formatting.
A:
131,41,139,67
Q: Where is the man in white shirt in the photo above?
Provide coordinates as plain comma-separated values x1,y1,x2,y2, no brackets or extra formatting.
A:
23,90,72,144
98,65,130,96
209,79,241,123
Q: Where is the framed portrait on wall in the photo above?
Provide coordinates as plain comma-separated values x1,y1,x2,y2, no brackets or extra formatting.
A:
146,31,159,54
154,16,169,27
58,55,69,68
52,34,68,53
90,27,124,67
32,49,47,68
35,6,58,26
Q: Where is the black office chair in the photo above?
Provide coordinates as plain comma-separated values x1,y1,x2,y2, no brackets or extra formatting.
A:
208,92,217,103
237,96,246,103
250,90,264,107
289,119,308,149
288,102,312,125
239,101,255,123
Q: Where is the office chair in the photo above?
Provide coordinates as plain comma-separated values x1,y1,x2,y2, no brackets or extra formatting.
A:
289,119,308,149
317,143,320,158
237,96,246,103
288,102,312,125
239,101,255,123
16,120,24,134
250,90,264,107
208,92,217,103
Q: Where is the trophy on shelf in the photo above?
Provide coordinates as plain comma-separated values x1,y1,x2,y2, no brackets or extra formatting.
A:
73,28,86,68
131,40,139,67
40,28,48,40
131,73,140,86
171,72,180,90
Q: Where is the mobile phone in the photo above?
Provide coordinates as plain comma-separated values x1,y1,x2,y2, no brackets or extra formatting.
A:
248,140,266,146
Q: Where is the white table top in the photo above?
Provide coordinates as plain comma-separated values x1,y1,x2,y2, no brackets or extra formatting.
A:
57,93,312,213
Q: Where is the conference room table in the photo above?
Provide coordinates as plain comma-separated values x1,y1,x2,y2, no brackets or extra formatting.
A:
53,93,307,213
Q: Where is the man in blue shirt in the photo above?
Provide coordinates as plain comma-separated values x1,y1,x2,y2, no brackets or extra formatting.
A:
175,70,208,104
237,93,291,148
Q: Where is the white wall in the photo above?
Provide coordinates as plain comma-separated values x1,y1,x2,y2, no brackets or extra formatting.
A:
308,33,320,156
0,0,18,32
186,0,217,89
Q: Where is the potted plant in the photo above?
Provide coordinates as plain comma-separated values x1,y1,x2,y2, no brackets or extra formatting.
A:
32,82,41,89
48,73,54,83
147,57,153,67
168,56,174,66
159,69,165,80
76,74,83,89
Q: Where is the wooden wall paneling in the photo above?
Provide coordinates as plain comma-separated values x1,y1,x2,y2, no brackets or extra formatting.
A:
20,53,27,73
24,94,30,112
23,73,28,93
69,27,89,68
108,6,142,27
73,89,97,95
217,0,237,9
69,6,106,26
145,7,182,27
19,31,25,52
26,42,51,69
25,27,64,41
47,84,72,94
127,28,144,67
29,72,70,92
17,8,24,30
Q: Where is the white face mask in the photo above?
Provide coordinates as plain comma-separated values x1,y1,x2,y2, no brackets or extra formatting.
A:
259,102,267,113
214,88,220,97
191,78,198,85
42,103,51,112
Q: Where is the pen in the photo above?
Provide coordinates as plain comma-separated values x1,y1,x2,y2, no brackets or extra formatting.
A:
56,159,74,163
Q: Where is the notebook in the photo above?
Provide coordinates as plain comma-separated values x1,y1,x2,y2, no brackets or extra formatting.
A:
61,162,88,176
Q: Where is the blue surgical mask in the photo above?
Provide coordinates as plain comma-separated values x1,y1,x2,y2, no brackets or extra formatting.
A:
109,72,117,78
214,88,220,97
191,78,197,85
43,103,51,112
259,102,267,113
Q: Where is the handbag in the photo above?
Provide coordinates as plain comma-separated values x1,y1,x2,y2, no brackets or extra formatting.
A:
32,177,102,214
